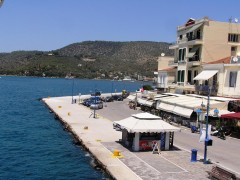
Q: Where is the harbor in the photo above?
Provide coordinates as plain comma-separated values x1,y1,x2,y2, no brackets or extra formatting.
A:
43,95,215,180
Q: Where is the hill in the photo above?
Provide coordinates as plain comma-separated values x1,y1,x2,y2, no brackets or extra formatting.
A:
0,41,173,79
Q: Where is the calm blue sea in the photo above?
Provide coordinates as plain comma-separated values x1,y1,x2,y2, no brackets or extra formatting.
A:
0,76,144,179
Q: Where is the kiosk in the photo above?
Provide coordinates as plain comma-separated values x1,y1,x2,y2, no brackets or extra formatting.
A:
114,112,180,151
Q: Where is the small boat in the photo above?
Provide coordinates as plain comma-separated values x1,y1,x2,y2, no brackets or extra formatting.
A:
123,76,132,81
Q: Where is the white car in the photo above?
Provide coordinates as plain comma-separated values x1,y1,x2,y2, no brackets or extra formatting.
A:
90,101,103,109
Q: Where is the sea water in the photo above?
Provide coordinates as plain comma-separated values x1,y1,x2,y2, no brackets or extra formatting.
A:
0,76,144,179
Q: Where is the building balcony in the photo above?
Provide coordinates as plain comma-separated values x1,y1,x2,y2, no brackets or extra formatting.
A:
188,61,201,67
189,55,200,62
167,83,196,94
188,56,201,67
178,60,187,65
187,34,201,41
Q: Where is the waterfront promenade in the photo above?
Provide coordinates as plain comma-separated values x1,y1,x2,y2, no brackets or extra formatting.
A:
43,96,215,179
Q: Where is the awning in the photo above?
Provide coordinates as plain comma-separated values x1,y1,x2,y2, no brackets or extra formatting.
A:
193,70,218,80
187,46,199,58
127,95,136,101
137,98,147,105
173,106,193,118
221,112,240,119
158,102,175,112
145,100,154,107
186,23,203,33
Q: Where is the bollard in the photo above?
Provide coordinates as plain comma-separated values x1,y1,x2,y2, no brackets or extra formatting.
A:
191,149,198,162
113,150,120,156
111,149,123,158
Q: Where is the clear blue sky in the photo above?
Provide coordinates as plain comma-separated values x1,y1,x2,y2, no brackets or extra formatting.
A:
0,0,239,52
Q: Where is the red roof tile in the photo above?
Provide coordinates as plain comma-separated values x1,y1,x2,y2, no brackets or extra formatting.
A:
204,57,231,64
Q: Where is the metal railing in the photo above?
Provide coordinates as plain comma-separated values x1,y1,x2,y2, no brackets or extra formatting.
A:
189,55,200,62
187,34,202,41
195,85,218,95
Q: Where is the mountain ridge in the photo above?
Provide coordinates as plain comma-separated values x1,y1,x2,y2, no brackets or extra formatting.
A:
0,41,173,79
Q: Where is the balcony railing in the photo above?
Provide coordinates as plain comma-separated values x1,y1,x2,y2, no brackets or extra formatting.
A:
195,85,218,96
178,60,186,65
187,34,201,41
189,55,200,62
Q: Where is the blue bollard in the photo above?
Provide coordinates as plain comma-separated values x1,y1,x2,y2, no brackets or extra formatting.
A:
191,149,198,162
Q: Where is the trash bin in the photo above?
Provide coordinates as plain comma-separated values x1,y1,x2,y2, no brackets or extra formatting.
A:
191,149,198,162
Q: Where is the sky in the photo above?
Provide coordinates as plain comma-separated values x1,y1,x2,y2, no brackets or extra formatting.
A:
0,0,240,52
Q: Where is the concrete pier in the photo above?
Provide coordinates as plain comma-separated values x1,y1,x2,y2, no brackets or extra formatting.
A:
43,95,214,180
43,96,140,180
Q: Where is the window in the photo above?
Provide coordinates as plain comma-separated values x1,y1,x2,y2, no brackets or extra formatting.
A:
188,70,192,84
231,46,237,56
177,70,185,83
231,46,237,51
229,71,237,87
178,48,186,61
179,35,182,40
194,70,198,84
228,34,239,42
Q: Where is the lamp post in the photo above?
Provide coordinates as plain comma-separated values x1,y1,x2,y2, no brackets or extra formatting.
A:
93,89,97,118
203,87,210,164
111,81,113,97
71,78,75,104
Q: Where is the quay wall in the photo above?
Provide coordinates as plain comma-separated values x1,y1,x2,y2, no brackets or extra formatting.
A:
42,96,141,180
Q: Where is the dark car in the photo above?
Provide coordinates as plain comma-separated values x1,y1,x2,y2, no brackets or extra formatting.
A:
105,96,114,102
112,95,123,101
82,99,93,107
91,91,101,96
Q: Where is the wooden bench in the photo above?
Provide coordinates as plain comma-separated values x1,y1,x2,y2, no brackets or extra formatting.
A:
207,166,236,180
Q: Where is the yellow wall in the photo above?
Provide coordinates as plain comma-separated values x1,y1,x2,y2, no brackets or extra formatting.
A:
157,56,174,71
202,21,240,63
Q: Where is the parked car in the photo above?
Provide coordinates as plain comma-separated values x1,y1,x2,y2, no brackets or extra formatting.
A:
91,91,101,96
90,101,103,109
105,96,114,102
82,99,93,107
112,95,123,101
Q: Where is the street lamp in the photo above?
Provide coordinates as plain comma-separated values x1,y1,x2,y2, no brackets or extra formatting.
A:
93,89,97,118
203,87,213,164
71,78,75,104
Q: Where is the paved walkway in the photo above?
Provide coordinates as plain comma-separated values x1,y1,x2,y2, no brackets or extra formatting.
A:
103,142,212,180
43,96,214,180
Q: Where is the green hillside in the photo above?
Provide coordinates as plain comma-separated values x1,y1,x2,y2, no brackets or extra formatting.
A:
0,41,173,79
